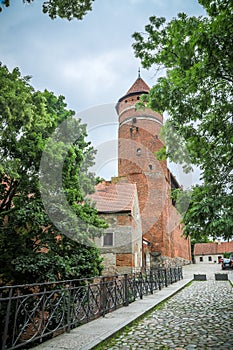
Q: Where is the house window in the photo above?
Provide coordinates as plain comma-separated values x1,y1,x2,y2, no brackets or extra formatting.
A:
208,256,212,262
200,256,203,262
103,232,113,246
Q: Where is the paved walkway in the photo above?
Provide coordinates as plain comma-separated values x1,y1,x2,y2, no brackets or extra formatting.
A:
33,264,233,350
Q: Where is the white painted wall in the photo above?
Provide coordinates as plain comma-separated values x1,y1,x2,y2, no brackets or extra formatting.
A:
194,254,223,264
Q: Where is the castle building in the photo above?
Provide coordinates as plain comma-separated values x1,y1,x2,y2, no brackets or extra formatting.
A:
91,74,191,273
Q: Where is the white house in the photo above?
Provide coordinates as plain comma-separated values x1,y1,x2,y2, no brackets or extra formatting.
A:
193,241,233,264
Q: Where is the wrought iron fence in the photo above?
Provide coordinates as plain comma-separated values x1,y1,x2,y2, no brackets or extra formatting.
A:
0,266,182,350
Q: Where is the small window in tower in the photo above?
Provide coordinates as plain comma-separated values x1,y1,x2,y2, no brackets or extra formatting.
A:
132,117,137,123
125,99,128,103
149,164,153,170
137,96,140,100
136,148,141,156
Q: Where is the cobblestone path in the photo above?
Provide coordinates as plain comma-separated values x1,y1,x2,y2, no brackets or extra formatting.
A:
100,280,233,350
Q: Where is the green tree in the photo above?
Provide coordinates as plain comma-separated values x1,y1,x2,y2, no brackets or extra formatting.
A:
0,63,106,285
132,0,233,241
0,0,94,20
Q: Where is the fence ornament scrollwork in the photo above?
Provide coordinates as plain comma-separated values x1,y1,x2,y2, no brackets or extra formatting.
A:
0,267,182,350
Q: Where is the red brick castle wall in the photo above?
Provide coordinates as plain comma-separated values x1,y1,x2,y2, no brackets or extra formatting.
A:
116,76,191,264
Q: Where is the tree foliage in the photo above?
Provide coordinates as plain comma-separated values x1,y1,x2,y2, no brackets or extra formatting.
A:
0,0,94,20
0,63,106,285
133,0,233,241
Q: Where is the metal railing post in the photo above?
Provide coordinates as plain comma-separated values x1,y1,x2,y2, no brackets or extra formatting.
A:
139,272,143,299
123,274,129,306
149,270,153,294
67,281,72,333
100,277,107,316
174,268,177,282
2,287,13,350
179,266,183,280
164,268,168,287
114,278,117,310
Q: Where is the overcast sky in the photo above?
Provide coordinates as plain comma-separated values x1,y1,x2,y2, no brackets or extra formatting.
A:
0,0,206,185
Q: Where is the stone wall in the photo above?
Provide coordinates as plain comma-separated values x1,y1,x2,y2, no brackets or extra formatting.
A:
94,199,142,274
151,255,191,269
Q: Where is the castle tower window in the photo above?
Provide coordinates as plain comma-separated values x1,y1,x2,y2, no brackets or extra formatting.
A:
132,117,137,123
149,164,153,170
136,148,141,156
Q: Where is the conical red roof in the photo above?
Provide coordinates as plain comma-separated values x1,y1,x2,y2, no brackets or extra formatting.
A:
117,76,150,104
126,77,150,95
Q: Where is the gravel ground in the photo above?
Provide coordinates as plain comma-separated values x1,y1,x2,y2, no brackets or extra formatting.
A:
100,279,233,350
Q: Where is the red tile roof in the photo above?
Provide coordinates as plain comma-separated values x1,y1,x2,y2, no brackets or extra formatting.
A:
89,181,137,213
194,242,233,255
125,77,150,95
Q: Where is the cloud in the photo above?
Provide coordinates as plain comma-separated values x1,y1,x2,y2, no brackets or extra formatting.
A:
0,0,205,184
0,0,205,112
62,51,120,91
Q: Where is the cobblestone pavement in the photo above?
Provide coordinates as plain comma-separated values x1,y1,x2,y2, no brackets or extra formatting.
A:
100,280,233,350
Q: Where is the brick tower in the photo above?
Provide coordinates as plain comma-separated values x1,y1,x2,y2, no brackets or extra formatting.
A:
116,72,191,267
